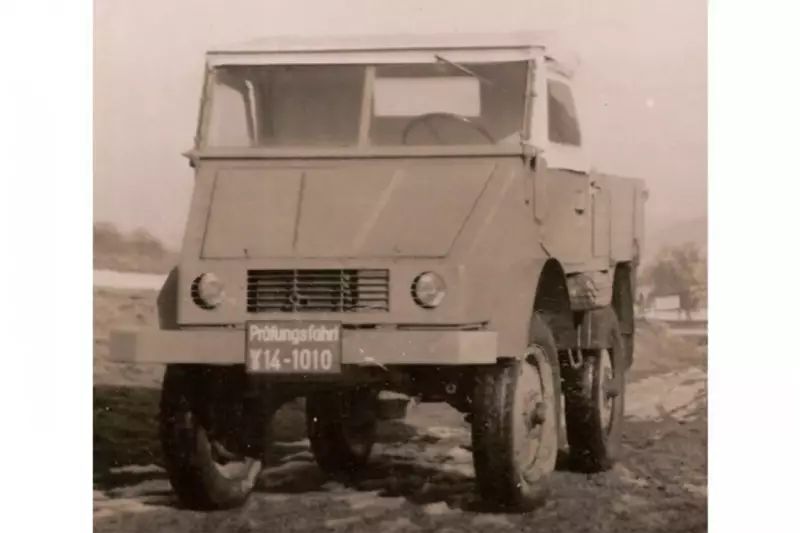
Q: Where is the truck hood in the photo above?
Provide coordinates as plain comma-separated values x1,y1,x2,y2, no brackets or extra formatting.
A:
200,162,499,259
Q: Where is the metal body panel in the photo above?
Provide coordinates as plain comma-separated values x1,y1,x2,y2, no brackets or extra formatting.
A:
109,327,498,366
591,176,612,258
633,180,647,260
540,169,642,273
533,162,593,266
199,161,497,259
177,157,538,333
597,172,641,263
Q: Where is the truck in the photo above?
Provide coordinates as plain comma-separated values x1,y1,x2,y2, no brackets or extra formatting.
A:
109,32,647,512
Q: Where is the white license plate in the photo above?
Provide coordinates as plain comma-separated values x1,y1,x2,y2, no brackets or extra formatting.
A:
245,321,342,374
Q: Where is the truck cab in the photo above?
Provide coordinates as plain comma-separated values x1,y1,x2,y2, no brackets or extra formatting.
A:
110,32,646,512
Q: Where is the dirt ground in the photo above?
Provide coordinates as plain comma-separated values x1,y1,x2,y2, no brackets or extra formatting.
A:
93,288,707,533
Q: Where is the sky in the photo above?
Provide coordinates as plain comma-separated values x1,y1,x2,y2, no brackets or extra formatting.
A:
94,0,707,247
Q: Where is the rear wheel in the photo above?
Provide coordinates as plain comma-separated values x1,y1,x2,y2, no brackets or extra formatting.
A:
159,365,266,510
564,309,626,472
471,316,560,511
306,387,379,477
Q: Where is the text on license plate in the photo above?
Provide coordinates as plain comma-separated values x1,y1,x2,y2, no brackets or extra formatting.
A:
245,321,342,374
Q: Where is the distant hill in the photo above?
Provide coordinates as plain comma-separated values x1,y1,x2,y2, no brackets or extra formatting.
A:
644,215,707,261
94,222,177,274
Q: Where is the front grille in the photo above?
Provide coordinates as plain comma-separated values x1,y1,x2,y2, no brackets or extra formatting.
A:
246,269,390,313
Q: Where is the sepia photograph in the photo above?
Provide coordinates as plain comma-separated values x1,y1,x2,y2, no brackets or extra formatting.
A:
3,1,798,533
92,1,709,530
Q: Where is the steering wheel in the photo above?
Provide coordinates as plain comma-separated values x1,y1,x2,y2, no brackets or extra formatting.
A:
400,112,496,145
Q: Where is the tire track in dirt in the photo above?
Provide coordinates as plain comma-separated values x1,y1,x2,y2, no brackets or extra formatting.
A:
93,365,707,533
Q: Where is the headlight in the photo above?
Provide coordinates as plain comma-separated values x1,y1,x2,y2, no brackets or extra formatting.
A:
192,273,225,309
411,272,446,309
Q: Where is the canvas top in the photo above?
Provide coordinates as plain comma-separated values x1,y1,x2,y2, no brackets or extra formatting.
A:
205,31,574,72
207,32,549,54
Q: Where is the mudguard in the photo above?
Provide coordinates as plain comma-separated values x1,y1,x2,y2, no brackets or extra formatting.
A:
577,307,630,371
157,267,180,330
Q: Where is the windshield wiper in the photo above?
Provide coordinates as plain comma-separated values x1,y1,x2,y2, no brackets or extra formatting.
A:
434,54,495,87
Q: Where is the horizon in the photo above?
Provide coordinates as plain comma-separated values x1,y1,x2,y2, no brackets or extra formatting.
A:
93,0,707,247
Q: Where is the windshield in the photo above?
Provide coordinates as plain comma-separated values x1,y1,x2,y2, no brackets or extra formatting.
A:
203,61,529,148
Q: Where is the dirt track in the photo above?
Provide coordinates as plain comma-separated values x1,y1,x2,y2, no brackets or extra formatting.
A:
93,289,707,533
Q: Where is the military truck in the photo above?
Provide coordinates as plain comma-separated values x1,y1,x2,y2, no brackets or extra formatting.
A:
110,32,646,512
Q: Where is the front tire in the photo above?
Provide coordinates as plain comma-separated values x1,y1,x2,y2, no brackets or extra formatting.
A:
159,365,265,510
564,308,627,472
471,316,560,511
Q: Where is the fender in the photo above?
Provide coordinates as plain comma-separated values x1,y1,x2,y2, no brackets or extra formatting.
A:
489,257,575,360
486,257,571,361
534,259,578,352
157,267,180,330
577,307,630,371
492,258,571,395
611,262,636,371
482,257,574,456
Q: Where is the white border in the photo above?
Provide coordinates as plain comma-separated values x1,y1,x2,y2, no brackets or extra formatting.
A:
0,1,91,531
710,1,800,532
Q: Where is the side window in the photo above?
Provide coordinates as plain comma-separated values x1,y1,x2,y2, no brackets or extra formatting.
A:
207,68,256,147
547,79,582,146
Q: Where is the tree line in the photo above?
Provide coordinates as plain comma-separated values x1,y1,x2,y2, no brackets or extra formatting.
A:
639,242,707,319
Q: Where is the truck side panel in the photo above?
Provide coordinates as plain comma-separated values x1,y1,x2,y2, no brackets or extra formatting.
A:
590,174,611,259
536,165,593,267
592,173,645,264
633,179,646,261
610,176,635,262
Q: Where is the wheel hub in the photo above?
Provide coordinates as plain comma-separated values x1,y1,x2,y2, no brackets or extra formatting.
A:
513,345,560,482
514,360,544,468
529,401,548,426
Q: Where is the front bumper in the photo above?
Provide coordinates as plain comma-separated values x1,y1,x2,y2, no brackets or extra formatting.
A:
109,327,498,366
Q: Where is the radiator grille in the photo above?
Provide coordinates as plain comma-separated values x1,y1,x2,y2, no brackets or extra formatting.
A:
246,269,390,313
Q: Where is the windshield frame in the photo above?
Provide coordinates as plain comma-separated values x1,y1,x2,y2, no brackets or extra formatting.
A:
194,58,536,157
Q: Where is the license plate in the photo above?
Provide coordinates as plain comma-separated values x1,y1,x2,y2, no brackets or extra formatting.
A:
245,321,342,374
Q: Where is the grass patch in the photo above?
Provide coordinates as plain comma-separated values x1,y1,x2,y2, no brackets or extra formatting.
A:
630,319,706,380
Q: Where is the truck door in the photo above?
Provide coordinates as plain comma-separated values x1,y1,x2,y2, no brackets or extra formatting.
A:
534,72,594,268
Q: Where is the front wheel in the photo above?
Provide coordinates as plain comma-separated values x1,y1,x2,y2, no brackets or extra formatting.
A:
471,316,560,511
159,365,266,510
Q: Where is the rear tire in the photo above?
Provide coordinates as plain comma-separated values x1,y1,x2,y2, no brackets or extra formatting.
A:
306,387,379,477
564,308,627,473
471,315,560,511
159,365,265,510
